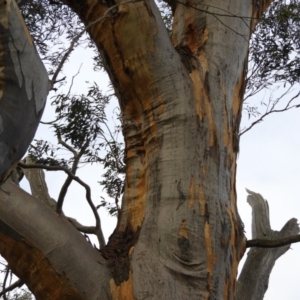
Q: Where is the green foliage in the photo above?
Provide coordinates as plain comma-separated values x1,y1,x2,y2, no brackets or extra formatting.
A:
20,0,84,76
247,0,300,94
53,83,109,149
98,137,125,216
9,289,33,300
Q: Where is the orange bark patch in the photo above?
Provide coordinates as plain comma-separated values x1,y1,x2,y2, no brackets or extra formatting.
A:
198,49,208,75
0,231,83,300
198,185,205,215
204,222,217,299
157,95,164,116
197,28,209,51
188,176,195,208
190,70,203,121
202,165,206,176
190,69,216,147
127,165,147,231
232,74,245,118
178,219,188,239
223,208,246,298
110,272,134,300
185,22,198,52
223,101,229,148
224,208,238,296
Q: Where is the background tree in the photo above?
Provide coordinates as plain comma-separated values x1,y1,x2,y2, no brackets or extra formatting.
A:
0,0,300,299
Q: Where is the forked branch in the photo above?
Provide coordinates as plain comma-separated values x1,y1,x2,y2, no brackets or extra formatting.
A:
18,162,106,249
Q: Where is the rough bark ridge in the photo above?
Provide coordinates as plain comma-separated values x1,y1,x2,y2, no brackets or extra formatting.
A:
0,0,276,299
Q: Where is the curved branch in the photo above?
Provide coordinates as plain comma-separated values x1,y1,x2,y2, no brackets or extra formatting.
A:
55,136,89,214
246,234,300,248
67,218,96,234
18,162,106,249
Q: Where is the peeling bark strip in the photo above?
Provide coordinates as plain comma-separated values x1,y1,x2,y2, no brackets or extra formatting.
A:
0,0,48,182
237,190,300,300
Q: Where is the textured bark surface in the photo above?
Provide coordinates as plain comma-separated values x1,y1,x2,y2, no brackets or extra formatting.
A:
237,190,299,300
64,0,253,298
0,0,48,182
0,0,278,299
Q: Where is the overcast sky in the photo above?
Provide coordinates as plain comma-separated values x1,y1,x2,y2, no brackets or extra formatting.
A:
24,44,300,299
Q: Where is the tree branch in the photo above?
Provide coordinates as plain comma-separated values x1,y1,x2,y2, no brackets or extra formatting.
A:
246,234,300,248
55,136,88,214
240,89,300,136
237,189,299,300
67,218,96,234
23,156,58,211
18,162,106,249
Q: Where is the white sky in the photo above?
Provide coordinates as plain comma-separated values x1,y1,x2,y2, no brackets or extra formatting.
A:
22,42,300,299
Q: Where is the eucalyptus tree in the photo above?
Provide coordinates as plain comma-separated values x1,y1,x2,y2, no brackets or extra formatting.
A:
0,0,300,299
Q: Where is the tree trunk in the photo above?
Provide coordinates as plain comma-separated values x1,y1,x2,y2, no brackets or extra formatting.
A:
0,0,48,182
0,0,276,299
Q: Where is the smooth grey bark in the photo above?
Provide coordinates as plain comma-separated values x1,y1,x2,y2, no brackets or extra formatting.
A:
0,0,48,183
237,190,299,300
0,181,111,299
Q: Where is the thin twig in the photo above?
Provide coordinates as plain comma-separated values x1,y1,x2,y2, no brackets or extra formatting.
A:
0,279,24,298
40,118,59,125
240,91,300,136
18,162,106,249
2,268,9,300
101,122,123,172
66,64,83,97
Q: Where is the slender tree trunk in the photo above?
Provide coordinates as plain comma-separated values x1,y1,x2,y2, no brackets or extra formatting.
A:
0,0,276,299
